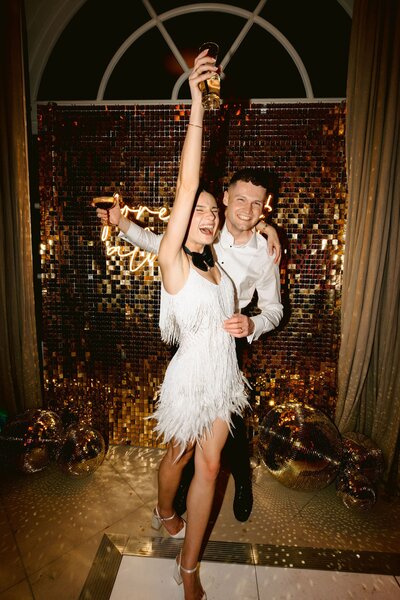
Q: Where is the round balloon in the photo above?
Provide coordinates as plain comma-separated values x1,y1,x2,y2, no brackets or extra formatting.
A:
341,431,384,485
1,409,64,472
259,402,342,490
2,409,63,443
336,470,376,511
57,424,106,477
18,445,50,474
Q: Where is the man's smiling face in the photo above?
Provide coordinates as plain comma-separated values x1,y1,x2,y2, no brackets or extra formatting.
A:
223,180,266,243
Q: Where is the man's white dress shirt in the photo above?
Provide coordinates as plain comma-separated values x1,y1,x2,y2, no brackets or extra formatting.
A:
119,221,283,342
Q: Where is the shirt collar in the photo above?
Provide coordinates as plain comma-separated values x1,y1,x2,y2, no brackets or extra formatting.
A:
219,223,258,249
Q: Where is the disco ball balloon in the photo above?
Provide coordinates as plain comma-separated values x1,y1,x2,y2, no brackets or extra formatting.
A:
341,432,384,485
1,409,64,473
57,424,106,477
336,470,376,511
18,445,50,474
259,403,342,490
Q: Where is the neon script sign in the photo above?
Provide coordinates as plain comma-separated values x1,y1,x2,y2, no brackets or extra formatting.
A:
101,204,169,272
101,195,273,273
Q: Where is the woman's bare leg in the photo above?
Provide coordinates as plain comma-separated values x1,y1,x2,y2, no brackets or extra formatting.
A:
157,443,195,535
180,419,229,599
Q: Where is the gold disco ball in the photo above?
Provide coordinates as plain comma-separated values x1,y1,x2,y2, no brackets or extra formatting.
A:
57,424,106,477
341,431,384,485
336,471,376,511
259,402,342,490
1,409,64,473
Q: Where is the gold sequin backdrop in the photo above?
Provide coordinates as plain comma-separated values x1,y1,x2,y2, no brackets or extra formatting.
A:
38,102,346,447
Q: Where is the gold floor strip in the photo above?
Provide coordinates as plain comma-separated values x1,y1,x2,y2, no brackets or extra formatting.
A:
79,534,126,600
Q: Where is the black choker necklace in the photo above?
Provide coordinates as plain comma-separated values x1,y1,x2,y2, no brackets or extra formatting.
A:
183,245,215,272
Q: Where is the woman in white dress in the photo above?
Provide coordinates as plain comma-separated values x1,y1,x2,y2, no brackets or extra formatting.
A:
151,49,249,600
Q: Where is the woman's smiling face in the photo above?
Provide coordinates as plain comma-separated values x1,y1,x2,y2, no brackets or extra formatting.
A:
186,191,220,252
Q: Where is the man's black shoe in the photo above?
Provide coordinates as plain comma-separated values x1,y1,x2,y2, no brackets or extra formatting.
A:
173,479,189,516
233,478,253,522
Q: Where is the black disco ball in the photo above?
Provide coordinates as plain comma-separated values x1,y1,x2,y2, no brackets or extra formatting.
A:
259,402,342,490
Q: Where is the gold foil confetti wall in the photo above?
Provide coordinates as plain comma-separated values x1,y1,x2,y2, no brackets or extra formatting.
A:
38,102,346,447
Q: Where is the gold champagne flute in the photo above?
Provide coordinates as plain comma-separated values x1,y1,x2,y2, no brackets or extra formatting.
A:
198,42,220,109
92,193,119,225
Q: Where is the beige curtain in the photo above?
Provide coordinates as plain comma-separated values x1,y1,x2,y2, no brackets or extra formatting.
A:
0,0,42,418
335,0,400,489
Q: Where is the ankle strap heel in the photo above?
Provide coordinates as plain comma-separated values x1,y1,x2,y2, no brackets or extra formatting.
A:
173,553,197,585
152,506,186,538
151,506,176,530
180,564,198,574
173,552,207,598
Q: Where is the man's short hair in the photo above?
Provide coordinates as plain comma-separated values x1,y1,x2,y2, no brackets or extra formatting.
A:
228,168,278,195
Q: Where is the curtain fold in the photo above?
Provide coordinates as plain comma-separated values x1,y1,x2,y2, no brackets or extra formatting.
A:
0,0,42,418
335,0,400,488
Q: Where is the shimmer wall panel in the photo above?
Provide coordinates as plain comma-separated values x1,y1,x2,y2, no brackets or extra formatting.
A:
38,103,347,447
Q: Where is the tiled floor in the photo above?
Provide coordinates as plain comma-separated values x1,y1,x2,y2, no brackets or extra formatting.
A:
109,556,400,600
0,445,399,599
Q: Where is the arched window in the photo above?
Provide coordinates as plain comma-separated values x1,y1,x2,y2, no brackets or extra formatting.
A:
34,0,351,104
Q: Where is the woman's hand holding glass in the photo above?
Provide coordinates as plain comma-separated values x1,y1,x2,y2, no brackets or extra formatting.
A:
188,49,219,106
93,193,121,226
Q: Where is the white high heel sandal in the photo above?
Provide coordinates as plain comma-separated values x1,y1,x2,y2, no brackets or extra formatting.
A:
173,551,207,600
151,506,186,539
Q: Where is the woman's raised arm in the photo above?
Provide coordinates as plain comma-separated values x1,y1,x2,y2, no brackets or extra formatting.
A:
158,51,218,291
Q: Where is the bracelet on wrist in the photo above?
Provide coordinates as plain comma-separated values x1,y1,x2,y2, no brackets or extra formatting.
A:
188,123,202,129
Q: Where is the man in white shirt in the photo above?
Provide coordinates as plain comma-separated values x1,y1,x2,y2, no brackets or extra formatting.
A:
95,168,284,521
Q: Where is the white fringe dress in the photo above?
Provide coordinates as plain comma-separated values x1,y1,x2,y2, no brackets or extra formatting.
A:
151,265,250,459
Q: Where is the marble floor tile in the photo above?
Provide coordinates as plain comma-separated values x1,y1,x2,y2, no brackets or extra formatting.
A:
105,446,163,505
256,566,400,600
109,556,259,600
109,556,182,600
1,463,143,575
296,483,400,552
28,532,103,600
0,505,27,594
0,579,34,600
200,560,258,600
104,503,157,540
